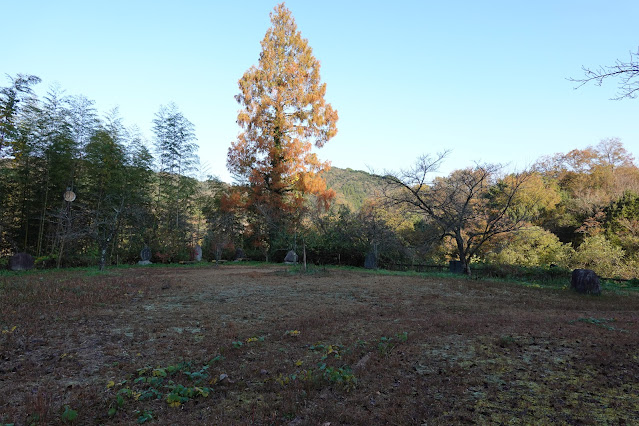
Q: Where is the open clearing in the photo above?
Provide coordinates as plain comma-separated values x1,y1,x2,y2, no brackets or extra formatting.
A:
2,265,639,424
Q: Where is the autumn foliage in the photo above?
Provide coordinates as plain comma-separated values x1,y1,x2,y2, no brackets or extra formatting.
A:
226,3,338,241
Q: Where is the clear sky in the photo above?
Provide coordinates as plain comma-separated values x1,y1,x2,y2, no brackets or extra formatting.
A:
5,0,639,182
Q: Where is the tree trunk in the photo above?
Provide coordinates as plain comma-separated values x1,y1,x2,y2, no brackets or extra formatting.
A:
36,167,50,257
21,155,31,251
454,233,471,276
303,244,307,273
56,239,64,268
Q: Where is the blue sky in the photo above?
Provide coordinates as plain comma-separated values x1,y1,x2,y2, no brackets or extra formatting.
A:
5,1,639,182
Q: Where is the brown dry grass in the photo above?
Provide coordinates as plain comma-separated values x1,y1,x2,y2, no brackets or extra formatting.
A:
2,264,639,425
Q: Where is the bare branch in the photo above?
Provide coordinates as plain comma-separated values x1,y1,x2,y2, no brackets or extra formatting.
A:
382,155,535,275
569,48,639,100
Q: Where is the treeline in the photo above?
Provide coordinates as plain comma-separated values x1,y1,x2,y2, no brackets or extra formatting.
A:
307,140,639,279
328,146,639,279
523,139,639,278
0,74,210,268
1,74,639,279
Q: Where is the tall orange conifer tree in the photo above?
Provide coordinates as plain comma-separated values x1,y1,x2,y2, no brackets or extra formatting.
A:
226,3,338,253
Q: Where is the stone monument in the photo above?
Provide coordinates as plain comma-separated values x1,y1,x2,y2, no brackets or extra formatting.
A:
284,250,298,264
364,252,377,269
570,269,601,295
235,248,245,261
9,252,35,271
138,246,152,265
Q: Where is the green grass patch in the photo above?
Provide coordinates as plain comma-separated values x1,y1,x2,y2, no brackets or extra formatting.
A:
571,317,627,332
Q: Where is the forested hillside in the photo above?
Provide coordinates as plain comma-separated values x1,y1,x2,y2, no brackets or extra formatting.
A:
323,167,384,211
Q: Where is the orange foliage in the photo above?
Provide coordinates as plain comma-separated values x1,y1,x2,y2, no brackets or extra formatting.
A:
534,138,638,209
226,3,338,227
219,190,244,212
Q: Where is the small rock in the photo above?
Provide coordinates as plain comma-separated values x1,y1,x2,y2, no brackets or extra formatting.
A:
219,373,233,384
354,353,371,371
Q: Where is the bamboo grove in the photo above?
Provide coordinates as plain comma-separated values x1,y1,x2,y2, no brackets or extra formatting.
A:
0,77,203,268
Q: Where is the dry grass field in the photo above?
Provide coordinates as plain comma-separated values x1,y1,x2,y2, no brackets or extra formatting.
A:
2,264,639,425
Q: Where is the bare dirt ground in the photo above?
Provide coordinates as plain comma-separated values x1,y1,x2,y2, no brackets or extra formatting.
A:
2,264,639,425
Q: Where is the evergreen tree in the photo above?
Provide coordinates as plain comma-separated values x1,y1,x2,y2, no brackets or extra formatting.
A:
152,103,199,259
0,74,41,254
119,126,155,261
29,86,76,258
0,73,41,157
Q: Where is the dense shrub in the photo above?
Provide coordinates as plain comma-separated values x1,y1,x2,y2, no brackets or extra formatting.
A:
486,226,573,268
571,234,626,278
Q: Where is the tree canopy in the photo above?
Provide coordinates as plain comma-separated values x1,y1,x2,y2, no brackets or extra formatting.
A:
227,3,337,214
0,73,41,156
383,152,538,275
225,3,338,257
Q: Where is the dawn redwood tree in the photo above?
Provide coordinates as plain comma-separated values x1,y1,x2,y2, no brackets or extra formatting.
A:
226,3,338,254
383,152,536,276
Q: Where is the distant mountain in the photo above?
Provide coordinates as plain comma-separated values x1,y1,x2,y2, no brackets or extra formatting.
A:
323,167,384,211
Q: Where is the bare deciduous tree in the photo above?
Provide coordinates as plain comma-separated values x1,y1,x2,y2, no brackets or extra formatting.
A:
383,152,535,275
